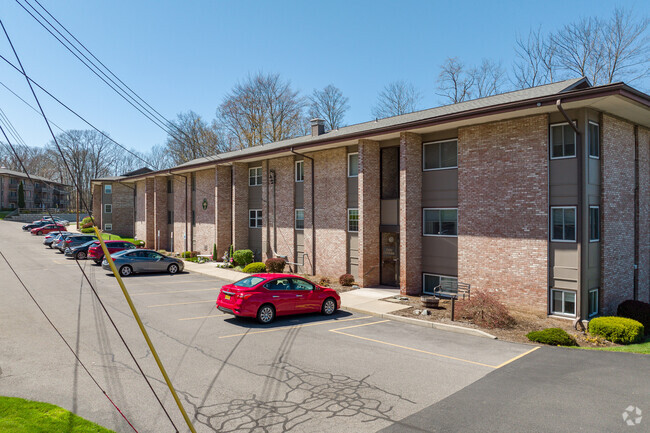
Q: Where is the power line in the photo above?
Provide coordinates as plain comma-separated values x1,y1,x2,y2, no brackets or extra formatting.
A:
0,107,28,146
0,80,66,132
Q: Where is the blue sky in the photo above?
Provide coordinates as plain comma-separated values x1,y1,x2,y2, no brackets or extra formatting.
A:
1,0,648,153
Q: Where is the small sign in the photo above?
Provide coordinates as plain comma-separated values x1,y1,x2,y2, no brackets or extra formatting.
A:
202,198,208,210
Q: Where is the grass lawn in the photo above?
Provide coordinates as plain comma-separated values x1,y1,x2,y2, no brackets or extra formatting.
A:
100,233,136,243
582,337,650,354
0,211,11,220
0,396,115,432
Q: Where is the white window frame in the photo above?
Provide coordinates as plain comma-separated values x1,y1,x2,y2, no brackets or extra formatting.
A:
249,209,262,228
423,208,458,237
248,167,262,186
104,204,112,214
422,273,457,295
550,289,577,317
589,205,600,242
104,223,112,231
295,208,304,230
550,206,576,242
295,160,304,182
550,122,577,160
588,288,599,318
348,208,359,232
588,121,600,159
104,184,112,194
422,139,458,171
347,152,359,178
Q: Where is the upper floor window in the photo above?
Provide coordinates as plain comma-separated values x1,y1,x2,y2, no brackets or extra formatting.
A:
249,209,262,228
423,140,457,170
550,123,576,159
348,153,359,177
589,206,600,242
295,160,304,182
423,208,458,236
167,179,173,193
295,209,304,230
348,208,359,232
104,204,112,214
551,206,576,242
588,121,599,159
249,167,262,186
104,184,112,194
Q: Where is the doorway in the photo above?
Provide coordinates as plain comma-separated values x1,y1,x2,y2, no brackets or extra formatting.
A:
380,232,399,286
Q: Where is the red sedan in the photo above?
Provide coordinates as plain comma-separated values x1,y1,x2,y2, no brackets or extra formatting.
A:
88,240,136,264
31,224,67,235
216,273,341,324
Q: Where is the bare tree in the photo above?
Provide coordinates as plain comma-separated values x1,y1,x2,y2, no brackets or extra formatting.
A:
145,144,174,171
0,142,57,179
165,111,227,164
436,58,475,103
471,59,507,98
602,7,650,84
371,80,422,118
553,16,606,85
308,85,349,131
513,27,559,89
217,72,306,149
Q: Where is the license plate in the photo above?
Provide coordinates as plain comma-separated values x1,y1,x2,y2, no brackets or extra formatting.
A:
225,295,230,300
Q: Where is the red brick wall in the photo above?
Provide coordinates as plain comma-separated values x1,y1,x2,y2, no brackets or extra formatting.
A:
112,183,134,237
264,156,295,263
143,178,155,248
172,175,188,253
232,163,249,251
400,132,422,295
215,165,232,259
639,127,650,304
91,183,102,226
358,139,380,287
193,168,216,254
458,115,548,310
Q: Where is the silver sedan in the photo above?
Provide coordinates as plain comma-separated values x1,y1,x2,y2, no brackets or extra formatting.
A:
102,249,184,277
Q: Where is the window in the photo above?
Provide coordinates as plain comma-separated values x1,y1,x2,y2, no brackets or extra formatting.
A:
295,160,304,182
249,209,262,228
233,276,265,288
167,179,173,193
588,121,599,159
423,274,457,295
423,140,457,170
249,167,262,186
104,223,112,231
167,210,173,225
295,209,304,230
589,289,599,317
589,206,600,242
265,278,292,290
292,278,314,291
551,289,576,316
104,184,112,194
423,208,458,236
104,204,112,214
348,208,359,232
550,123,576,159
191,210,195,226
551,207,576,242
348,153,359,177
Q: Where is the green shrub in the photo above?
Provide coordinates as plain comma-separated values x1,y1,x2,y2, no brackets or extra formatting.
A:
526,328,577,346
181,251,197,258
212,243,218,260
243,262,267,273
81,216,94,226
589,316,644,344
339,274,355,286
185,257,198,263
265,257,286,273
80,227,95,233
133,240,146,248
617,300,650,335
233,249,254,267
455,291,515,329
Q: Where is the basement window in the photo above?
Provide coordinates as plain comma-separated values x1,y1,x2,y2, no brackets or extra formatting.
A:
249,167,262,186
104,223,112,231
550,123,576,159
551,207,576,242
551,289,576,316
588,289,599,317
422,274,457,295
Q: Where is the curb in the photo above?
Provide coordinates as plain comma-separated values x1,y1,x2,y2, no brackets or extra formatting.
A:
341,306,497,339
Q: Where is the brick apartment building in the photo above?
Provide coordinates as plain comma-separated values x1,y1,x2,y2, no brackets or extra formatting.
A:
91,78,650,320
0,168,70,210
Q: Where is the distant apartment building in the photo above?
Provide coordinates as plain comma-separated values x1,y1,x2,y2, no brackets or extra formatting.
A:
0,168,70,210
91,78,650,319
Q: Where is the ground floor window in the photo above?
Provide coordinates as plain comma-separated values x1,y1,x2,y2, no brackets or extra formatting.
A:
348,208,359,232
551,289,576,316
588,288,599,317
104,223,112,231
422,273,457,295
249,209,262,228
104,204,112,214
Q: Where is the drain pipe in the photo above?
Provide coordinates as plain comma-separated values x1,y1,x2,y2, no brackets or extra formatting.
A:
556,99,584,328
290,147,315,275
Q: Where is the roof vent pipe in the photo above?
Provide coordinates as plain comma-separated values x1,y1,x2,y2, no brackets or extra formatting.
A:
310,118,325,137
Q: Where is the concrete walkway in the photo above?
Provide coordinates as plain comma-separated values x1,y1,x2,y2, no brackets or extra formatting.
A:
339,287,409,314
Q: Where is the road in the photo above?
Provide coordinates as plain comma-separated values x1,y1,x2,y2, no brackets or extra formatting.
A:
1,219,647,432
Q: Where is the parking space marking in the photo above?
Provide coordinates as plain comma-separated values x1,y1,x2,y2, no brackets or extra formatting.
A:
218,316,372,339
494,346,540,369
132,288,219,296
147,300,217,308
330,321,499,369
178,313,226,321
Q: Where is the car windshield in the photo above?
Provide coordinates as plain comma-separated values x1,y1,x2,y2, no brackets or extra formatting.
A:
233,276,265,288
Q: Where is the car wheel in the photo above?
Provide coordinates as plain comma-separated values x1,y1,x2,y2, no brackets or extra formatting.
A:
168,263,179,274
119,265,133,277
76,251,87,260
257,304,275,324
322,297,337,315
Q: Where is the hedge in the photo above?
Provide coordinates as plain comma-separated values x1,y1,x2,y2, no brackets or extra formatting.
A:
589,316,644,344
339,274,354,286
526,328,577,346
617,300,650,335
233,249,254,267
265,257,286,273
243,262,267,273
80,227,95,233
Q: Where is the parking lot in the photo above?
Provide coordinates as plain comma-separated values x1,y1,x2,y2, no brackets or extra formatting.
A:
2,219,648,433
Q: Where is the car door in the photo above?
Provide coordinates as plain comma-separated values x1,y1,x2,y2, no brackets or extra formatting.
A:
127,250,148,272
145,251,167,272
291,278,320,312
263,278,296,315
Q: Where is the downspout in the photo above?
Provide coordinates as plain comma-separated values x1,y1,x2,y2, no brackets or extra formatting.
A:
633,125,639,300
290,147,316,275
556,99,583,327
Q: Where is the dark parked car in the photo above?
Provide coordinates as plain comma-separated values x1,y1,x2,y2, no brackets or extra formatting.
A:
60,235,98,254
52,233,84,250
65,240,100,260
22,220,51,231
102,249,184,276
43,232,68,247
89,240,136,264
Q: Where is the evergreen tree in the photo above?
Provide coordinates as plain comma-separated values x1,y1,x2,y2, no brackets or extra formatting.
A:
17,181,25,208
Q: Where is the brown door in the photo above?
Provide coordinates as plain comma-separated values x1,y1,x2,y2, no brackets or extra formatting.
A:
380,232,399,286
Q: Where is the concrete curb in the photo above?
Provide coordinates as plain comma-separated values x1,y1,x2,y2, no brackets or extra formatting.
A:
341,306,497,339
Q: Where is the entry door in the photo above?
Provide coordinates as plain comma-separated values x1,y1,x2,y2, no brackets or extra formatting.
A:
380,232,399,286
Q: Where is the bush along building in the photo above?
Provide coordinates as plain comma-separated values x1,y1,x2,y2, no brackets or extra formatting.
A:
91,78,650,320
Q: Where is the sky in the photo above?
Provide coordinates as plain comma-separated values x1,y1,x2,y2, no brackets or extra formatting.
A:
1,0,648,154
